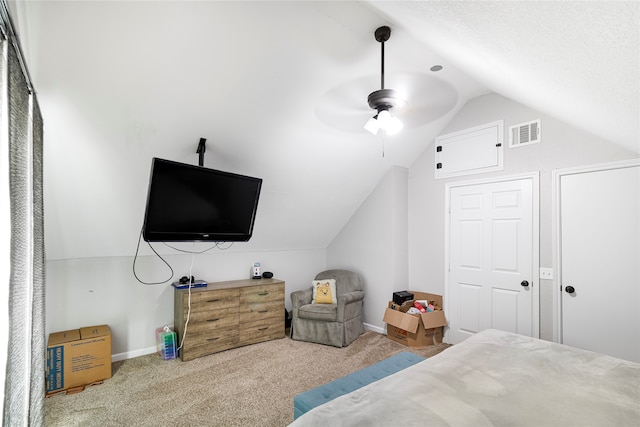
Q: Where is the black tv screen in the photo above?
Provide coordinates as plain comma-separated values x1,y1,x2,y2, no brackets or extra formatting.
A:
142,158,262,242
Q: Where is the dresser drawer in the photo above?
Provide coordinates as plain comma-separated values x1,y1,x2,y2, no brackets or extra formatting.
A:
240,284,284,304
240,300,283,324
239,321,284,346
182,307,238,333
180,288,240,312
180,327,239,361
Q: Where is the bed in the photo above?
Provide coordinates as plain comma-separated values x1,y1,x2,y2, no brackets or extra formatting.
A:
289,329,640,426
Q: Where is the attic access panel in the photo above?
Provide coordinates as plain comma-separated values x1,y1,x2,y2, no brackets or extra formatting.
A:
435,120,504,179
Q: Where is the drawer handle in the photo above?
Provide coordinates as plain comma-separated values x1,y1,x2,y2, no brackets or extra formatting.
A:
206,318,220,322
258,310,268,313
258,327,268,331
207,337,220,342
258,292,269,296
206,299,221,303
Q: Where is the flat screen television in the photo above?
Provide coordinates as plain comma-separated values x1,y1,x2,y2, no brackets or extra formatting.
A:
142,158,262,242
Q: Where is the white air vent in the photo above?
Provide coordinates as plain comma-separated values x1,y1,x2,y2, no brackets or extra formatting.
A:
509,119,540,148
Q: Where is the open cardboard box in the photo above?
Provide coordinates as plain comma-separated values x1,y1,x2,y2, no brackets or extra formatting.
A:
383,292,447,347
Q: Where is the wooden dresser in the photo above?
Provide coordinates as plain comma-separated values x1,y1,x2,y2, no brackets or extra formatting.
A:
174,278,285,361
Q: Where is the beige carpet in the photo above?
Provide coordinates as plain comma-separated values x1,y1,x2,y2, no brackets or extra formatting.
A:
44,331,450,427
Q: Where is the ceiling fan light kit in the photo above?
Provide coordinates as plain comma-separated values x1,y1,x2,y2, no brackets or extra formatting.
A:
365,108,403,136
364,115,380,135
365,26,404,136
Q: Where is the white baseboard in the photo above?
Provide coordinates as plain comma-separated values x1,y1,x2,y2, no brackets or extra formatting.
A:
112,346,156,362
113,324,386,362
364,322,385,335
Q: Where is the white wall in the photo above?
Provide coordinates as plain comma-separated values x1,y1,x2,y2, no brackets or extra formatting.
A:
45,165,411,359
45,92,638,359
46,248,325,360
408,93,638,340
327,166,408,332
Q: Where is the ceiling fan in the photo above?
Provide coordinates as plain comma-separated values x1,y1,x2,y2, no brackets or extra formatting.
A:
364,26,406,136
314,25,459,135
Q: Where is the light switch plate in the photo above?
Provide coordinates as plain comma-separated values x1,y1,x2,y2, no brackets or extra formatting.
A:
539,267,554,280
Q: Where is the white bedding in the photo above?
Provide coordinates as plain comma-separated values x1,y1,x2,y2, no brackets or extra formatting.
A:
290,329,640,426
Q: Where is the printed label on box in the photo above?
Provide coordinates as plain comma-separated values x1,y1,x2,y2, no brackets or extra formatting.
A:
393,327,408,337
46,346,64,392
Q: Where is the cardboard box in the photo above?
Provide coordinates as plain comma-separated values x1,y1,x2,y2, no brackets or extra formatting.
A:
46,325,112,396
383,292,447,347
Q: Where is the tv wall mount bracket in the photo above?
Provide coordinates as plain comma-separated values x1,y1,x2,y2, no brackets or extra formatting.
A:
196,138,207,167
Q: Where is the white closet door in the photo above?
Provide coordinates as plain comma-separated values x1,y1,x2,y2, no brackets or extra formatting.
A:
447,176,537,344
560,162,639,362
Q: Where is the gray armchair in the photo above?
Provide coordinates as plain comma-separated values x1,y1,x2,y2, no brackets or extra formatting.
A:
290,269,365,347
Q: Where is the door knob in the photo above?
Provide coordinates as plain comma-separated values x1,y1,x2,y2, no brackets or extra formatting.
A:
565,285,575,294
520,280,529,287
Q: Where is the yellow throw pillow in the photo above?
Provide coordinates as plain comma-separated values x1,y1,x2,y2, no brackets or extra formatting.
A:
312,279,337,304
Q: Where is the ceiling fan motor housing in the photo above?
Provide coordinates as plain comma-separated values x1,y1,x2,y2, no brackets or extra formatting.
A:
368,88,405,111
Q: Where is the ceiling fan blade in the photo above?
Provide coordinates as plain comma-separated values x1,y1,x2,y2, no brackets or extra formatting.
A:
315,72,458,133
315,75,378,133
391,73,459,128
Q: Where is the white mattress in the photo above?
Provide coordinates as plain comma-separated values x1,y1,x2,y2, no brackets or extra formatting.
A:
289,329,640,426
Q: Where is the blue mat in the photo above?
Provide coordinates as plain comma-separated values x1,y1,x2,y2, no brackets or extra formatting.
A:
293,351,425,419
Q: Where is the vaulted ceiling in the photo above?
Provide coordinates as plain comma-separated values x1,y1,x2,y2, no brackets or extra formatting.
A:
10,1,639,259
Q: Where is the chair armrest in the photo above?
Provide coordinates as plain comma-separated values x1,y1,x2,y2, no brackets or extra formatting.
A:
336,290,365,322
337,290,365,305
291,288,312,317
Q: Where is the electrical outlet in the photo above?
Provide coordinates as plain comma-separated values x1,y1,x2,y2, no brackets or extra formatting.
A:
539,268,554,280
